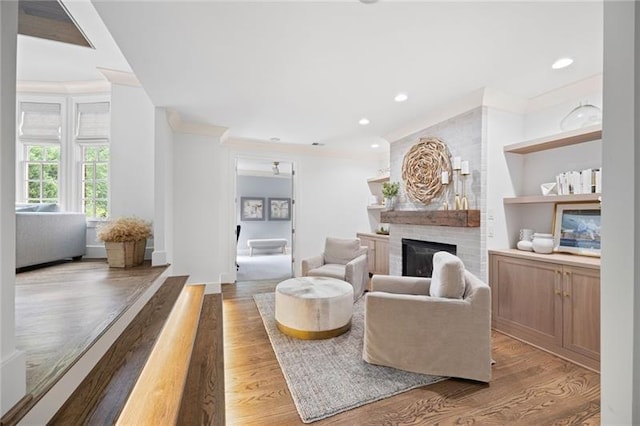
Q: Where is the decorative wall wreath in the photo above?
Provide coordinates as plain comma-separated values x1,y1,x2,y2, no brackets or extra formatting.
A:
401,137,451,205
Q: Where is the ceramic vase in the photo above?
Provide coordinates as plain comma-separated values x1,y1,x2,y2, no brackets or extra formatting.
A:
532,233,554,254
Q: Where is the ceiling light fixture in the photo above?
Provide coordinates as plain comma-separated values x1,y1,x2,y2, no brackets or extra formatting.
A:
371,144,380,148
551,57,574,69
272,161,280,175
394,93,408,102
359,0,378,4
359,118,370,125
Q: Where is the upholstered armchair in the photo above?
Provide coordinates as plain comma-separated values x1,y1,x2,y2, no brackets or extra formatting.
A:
301,237,368,300
362,251,492,382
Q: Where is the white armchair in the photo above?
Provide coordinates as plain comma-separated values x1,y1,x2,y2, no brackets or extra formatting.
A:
362,252,491,382
301,237,368,300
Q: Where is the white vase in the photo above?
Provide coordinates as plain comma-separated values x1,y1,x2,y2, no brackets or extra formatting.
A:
532,233,554,254
517,240,533,251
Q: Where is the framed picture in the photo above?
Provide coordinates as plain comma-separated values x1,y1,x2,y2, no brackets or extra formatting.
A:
553,202,601,257
240,197,265,221
268,197,291,221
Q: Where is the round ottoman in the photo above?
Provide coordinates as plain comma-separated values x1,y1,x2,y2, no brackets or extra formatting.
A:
275,276,353,340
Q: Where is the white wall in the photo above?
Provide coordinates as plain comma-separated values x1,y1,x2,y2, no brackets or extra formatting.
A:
109,84,155,220
601,1,639,423
87,83,156,258
152,107,174,266
171,132,224,284
0,1,26,416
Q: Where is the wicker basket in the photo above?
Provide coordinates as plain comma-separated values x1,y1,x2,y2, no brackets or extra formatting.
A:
105,239,146,268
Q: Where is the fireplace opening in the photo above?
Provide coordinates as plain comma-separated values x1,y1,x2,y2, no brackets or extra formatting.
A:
402,239,457,277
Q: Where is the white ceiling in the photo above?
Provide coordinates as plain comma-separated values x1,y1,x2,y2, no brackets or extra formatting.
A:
17,1,603,153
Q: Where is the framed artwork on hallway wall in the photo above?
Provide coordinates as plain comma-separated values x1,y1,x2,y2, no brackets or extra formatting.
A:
241,197,265,221
268,198,291,221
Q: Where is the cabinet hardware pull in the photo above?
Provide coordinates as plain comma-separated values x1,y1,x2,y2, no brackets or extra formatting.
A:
564,292,570,297
555,290,562,295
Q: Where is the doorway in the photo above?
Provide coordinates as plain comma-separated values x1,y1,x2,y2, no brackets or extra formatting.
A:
235,157,294,281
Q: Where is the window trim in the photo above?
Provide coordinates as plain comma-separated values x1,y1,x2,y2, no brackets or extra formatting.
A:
15,93,111,218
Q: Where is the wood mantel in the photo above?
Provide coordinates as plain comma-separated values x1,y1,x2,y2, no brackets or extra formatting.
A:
380,210,480,227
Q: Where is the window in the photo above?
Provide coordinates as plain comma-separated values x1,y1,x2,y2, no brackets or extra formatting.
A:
24,144,60,204
81,145,109,218
16,95,110,218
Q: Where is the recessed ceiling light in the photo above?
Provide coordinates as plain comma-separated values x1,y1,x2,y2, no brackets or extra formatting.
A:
371,144,380,148
359,118,370,126
552,57,574,69
394,93,408,102
359,0,378,3
269,137,281,142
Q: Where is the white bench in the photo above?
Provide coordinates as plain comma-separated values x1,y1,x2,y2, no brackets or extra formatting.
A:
247,238,287,256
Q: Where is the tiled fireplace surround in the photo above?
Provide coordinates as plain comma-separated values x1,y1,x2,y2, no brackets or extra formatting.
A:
388,107,487,280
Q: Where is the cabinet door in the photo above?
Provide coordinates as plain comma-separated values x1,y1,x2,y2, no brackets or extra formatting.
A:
358,235,376,275
491,255,563,348
374,239,389,275
562,266,600,361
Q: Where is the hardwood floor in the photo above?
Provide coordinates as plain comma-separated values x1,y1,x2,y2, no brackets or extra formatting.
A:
223,280,600,425
15,260,168,401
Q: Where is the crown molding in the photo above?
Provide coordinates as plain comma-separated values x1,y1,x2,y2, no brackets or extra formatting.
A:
96,67,140,87
167,110,229,138
16,79,110,94
526,74,603,113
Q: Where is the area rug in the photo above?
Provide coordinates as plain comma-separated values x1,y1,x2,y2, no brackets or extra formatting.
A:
253,292,447,423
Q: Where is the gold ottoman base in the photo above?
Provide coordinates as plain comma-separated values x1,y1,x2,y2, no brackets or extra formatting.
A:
276,320,351,340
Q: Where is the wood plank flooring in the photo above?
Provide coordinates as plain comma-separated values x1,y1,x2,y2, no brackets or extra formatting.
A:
50,276,187,426
178,293,225,426
15,260,168,401
223,280,601,425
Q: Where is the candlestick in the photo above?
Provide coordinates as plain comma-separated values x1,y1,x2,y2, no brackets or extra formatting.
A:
453,156,461,170
453,168,461,210
461,160,470,175
461,174,469,210
441,170,449,185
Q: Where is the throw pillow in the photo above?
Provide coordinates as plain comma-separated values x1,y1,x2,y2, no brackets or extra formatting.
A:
430,251,465,299
324,237,362,265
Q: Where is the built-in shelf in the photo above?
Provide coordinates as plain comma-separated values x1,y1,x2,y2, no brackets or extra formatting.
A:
367,205,386,210
367,174,390,184
503,193,601,205
503,125,602,154
380,209,480,227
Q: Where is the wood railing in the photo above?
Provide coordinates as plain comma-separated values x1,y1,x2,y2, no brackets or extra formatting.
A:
116,284,205,426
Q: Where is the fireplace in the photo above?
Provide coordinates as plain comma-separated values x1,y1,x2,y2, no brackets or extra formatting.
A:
402,239,457,277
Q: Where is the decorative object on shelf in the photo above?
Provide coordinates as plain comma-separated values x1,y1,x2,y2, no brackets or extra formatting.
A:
401,137,451,205
531,233,554,254
97,216,152,268
441,171,450,210
268,197,291,221
452,156,461,209
556,168,601,195
560,102,602,131
540,182,558,196
376,226,389,235
553,202,601,257
241,197,265,221
460,160,470,210
382,181,400,210
516,228,535,251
